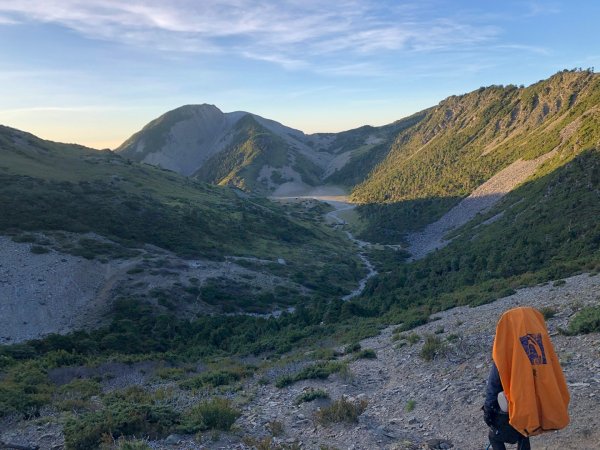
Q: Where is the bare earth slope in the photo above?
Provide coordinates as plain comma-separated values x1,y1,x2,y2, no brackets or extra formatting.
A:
406,150,557,260
0,236,116,343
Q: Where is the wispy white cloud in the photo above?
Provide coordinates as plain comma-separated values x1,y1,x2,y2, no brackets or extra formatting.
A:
316,62,386,78
526,1,561,16
0,1,506,71
496,44,551,56
0,14,18,24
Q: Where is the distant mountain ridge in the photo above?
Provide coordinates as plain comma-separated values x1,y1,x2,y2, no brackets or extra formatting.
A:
116,70,600,211
116,103,421,194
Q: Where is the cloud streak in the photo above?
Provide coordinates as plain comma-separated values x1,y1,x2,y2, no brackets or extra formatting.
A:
0,0,502,70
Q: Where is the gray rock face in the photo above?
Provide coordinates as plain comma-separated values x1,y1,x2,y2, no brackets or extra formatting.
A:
0,235,115,344
118,104,235,176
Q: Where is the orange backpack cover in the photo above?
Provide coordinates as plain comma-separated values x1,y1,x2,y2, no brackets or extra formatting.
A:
492,307,570,436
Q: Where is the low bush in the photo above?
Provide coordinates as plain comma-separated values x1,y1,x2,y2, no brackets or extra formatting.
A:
405,399,416,412
275,362,347,388
180,397,240,433
539,306,558,320
314,397,367,425
242,436,301,450
64,402,179,450
179,368,249,390
354,349,377,359
420,335,448,361
155,367,189,381
114,439,152,450
565,306,600,334
0,361,53,418
294,388,330,404
30,245,50,254
446,333,460,343
406,333,420,344
266,420,284,436
344,342,361,354
56,378,101,411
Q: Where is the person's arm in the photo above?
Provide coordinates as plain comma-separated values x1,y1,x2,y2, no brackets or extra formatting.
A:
484,361,502,410
483,360,502,426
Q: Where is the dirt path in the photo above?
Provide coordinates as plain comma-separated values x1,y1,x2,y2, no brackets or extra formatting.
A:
305,195,378,301
272,189,378,301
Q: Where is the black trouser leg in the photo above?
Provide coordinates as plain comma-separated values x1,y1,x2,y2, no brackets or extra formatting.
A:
489,428,507,450
517,437,531,450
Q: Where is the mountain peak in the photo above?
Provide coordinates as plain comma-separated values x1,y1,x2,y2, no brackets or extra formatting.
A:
174,103,222,114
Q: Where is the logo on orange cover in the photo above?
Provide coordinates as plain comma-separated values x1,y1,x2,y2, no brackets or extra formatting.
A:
519,333,547,365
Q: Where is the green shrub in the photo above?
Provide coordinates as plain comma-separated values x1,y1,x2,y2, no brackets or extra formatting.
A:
406,333,420,344
43,349,87,368
310,348,340,360
180,397,240,433
420,335,448,361
266,420,284,436
275,362,347,388
30,245,50,254
553,279,567,287
294,389,330,404
155,367,188,381
539,306,558,320
344,342,361,354
355,349,377,359
405,399,416,412
314,397,367,425
446,333,460,343
64,402,179,450
566,306,600,334
0,361,53,418
242,436,301,450
179,368,247,390
56,378,101,411
12,233,37,243
115,439,152,450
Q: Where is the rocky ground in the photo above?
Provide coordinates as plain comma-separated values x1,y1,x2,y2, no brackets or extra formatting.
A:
0,235,117,343
227,272,600,450
2,273,598,450
0,233,299,344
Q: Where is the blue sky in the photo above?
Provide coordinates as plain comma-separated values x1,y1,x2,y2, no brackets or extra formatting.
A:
0,0,599,149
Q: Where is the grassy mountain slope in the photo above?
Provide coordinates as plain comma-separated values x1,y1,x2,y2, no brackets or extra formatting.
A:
194,114,322,193
351,70,600,239
0,125,363,297
356,146,600,326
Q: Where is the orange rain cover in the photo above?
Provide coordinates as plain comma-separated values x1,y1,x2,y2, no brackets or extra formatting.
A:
492,307,570,436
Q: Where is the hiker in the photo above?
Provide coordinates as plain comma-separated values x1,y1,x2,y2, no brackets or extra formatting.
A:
483,307,570,450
